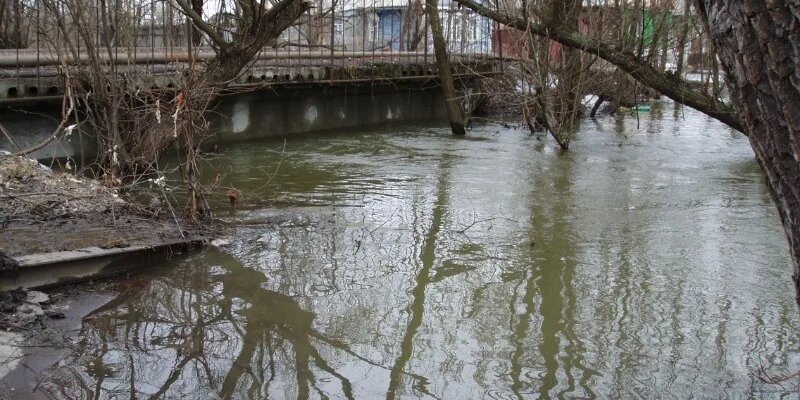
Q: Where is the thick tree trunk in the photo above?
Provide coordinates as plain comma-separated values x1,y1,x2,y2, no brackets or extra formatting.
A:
696,1,800,311
426,0,467,135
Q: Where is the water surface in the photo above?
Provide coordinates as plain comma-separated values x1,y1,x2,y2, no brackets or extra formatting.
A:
19,102,800,398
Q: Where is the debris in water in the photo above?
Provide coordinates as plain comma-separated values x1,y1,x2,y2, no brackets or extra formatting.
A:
210,238,231,247
17,303,44,317
227,189,241,209
44,310,66,319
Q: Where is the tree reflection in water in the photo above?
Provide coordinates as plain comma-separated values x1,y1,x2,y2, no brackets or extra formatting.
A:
38,248,431,399
27,118,800,399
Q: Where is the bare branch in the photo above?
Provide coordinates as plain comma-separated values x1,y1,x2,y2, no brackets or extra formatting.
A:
173,0,231,51
11,81,77,157
454,0,744,133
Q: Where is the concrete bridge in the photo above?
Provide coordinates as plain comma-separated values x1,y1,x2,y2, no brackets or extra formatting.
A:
0,48,502,161
0,48,503,104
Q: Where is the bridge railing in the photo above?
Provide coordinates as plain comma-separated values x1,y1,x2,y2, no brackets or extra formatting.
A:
0,0,510,102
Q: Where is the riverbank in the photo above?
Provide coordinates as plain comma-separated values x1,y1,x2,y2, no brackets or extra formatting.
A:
0,153,223,398
0,152,218,301
0,154,214,257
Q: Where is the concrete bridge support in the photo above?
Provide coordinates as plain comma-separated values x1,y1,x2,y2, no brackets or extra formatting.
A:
0,80,482,161
211,83,448,142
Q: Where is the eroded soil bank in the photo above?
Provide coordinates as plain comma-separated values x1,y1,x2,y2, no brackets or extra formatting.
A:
0,154,215,341
0,152,219,397
0,154,212,257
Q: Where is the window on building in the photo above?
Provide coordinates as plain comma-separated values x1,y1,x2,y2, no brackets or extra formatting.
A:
469,14,478,42
335,20,344,37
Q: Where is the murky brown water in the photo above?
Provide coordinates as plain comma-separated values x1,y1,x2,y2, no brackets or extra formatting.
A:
9,101,800,398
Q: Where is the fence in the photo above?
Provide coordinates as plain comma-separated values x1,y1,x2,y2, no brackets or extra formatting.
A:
0,0,509,102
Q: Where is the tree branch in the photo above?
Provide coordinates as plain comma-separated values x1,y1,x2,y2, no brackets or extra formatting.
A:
454,0,745,133
173,0,231,51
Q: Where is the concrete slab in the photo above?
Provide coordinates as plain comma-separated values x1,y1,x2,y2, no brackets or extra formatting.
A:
1,239,204,290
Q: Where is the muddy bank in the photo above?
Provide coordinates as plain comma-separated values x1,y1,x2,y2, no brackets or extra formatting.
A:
0,207,327,398
0,285,89,398
0,154,213,257
0,280,122,399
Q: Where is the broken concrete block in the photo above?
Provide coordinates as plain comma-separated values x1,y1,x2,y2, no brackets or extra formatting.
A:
17,303,44,317
25,291,50,305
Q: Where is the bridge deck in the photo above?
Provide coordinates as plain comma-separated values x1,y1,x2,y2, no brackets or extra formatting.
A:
0,49,503,104
0,49,501,68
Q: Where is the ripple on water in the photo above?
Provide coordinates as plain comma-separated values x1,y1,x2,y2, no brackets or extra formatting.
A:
18,105,800,399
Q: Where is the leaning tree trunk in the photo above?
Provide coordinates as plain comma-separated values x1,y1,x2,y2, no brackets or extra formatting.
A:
697,1,800,311
426,0,467,135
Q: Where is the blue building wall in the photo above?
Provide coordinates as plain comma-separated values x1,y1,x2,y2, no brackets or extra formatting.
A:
377,9,403,50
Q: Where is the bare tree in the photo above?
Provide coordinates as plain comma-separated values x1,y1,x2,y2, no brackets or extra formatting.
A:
455,0,741,131
0,0,28,48
30,0,309,218
526,0,588,149
402,0,425,50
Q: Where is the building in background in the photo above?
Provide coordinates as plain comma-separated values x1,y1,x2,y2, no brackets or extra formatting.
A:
279,0,493,53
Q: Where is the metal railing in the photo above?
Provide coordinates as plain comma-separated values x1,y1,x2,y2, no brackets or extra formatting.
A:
0,0,510,101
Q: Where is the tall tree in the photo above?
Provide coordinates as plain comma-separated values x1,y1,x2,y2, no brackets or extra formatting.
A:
0,0,26,48
542,0,585,149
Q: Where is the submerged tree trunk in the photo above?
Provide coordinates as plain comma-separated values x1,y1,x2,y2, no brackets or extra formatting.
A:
696,0,800,311
426,0,466,135
548,0,584,149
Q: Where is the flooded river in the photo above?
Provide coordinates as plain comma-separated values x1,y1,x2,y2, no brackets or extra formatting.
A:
8,102,800,398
